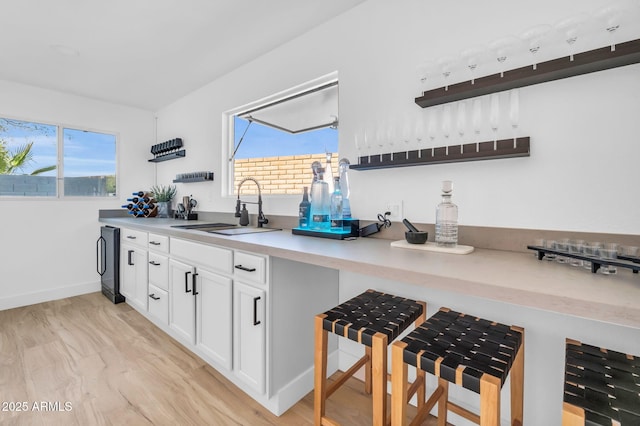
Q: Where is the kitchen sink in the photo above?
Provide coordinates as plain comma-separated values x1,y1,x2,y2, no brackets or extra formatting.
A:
170,222,280,235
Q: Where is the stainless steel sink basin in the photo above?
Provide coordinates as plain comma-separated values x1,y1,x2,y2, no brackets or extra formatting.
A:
170,222,280,235
206,227,281,236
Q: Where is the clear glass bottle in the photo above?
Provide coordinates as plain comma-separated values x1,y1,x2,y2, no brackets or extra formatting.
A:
330,177,343,231
435,180,458,247
324,152,334,194
298,186,311,228
338,158,351,221
310,168,330,230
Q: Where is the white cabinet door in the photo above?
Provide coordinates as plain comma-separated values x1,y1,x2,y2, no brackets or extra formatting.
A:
196,269,233,371
234,281,266,394
120,244,148,312
169,259,196,345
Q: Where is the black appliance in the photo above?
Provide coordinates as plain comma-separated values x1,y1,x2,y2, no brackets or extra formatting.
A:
97,226,125,304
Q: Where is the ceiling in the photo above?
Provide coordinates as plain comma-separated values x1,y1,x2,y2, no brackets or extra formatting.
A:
0,0,366,111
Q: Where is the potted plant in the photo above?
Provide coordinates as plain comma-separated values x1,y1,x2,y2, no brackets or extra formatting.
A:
150,184,177,218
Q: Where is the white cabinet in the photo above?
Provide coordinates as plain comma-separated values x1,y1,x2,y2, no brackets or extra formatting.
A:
233,280,266,394
120,243,148,312
196,269,233,371
169,258,196,344
148,283,169,324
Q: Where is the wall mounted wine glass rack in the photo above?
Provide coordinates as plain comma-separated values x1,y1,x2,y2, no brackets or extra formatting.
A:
415,38,640,108
350,137,529,170
149,138,185,162
527,245,640,275
173,171,214,183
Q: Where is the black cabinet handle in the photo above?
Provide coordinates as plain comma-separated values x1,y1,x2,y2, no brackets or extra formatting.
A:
253,296,261,326
126,235,137,239
235,264,256,272
149,241,161,246
149,293,160,300
149,261,161,266
96,236,106,276
128,250,134,266
184,271,192,293
192,273,199,296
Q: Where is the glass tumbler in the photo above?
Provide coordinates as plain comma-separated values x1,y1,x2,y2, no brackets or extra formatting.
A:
599,243,618,275
556,238,570,263
569,240,584,267
582,242,600,270
544,240,557,261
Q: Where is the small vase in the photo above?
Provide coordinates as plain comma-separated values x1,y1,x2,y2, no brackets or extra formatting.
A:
157,201,171,218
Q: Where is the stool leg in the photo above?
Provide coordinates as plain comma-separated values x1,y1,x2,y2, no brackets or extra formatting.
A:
371,332,388,426
562,402,586,425
314,314,328,426
510,329,525,426
437,378,448,426
479,374,501,426
415,302,427,412
365,345,372,394
391,341,408,426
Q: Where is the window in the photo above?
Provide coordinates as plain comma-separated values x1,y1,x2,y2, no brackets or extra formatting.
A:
224,73,339,196
0,117,117,197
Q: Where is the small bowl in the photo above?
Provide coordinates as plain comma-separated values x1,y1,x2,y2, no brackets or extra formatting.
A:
405,231,428,244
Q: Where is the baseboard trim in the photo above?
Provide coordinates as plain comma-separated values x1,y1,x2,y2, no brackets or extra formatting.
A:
0,280,101,311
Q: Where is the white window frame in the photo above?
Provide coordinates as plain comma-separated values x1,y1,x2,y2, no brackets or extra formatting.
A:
0,114,119,199
221,71,338,198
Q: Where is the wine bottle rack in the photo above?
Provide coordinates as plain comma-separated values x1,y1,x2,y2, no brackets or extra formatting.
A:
351,137,530,171
416,38,640,109
149,138,186,162
527,245,640,275
122,191,157,218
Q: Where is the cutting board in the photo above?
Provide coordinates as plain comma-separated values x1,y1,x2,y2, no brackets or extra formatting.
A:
391,240,474,254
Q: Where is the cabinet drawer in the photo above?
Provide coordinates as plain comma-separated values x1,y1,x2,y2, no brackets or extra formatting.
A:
148,252,169,290
170,238,232,275
148,284,169,325
234,251,267,285
148,233,169,253
121,228,148,248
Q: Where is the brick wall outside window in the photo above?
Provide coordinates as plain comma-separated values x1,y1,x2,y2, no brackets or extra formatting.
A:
234,153,339,196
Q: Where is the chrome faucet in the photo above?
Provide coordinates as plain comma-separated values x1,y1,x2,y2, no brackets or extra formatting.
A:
235,177,268,227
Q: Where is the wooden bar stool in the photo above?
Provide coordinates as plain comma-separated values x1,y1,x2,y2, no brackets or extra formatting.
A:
563,339,640,425
314,289,426,426
391,307,524,426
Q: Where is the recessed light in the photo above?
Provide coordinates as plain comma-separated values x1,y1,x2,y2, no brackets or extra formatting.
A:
50,44,80,57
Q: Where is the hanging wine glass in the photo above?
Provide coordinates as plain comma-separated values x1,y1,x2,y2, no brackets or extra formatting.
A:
488,35,522,77
456,101,467,145
555,14,592,61
416,61,439,95
520,24,553,70
437,56,459,91
472,98,482,151
489,93,500,149
414,112,426,146
460,46,487,84
594,3,626,52
427,108,438,149
442,104,452,143
509,89,519,148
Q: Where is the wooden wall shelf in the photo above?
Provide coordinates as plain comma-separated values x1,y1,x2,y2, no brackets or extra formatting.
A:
351,137,530,171
415,38,640,108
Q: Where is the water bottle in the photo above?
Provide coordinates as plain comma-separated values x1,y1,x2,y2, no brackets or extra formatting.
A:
338,158,352,230
324,152,334,193
298,187,311,228
310,168,330,230
330,177,343,231
435,180,458,247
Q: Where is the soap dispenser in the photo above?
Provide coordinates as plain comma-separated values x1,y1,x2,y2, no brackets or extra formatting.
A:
239,203,250,226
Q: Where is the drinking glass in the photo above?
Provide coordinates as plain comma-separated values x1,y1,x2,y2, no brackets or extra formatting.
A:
442,104,452,142
457,101,467,144
520,24,553,69
556,238,570,263
599,243,619,274
427,108,438,147
416,61,439,94
594,3,624,51
414,113,426,146
460,46,487,84
437,56,459,90
569,239,585,267
544,239,557,261
509,89,519,146
472,98,482,145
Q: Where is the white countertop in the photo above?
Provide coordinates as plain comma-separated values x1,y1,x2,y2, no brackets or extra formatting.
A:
100,217,640,330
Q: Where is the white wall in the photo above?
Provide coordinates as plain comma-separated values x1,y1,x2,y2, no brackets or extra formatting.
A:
0,80,155,309
156,0,639,235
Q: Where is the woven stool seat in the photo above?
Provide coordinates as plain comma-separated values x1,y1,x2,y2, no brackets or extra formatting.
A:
321,289,425,346
315,289,426,426
392,307,524,426
563,339,640,425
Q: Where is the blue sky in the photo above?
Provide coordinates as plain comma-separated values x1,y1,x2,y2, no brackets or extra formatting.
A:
233,116,338,159
0,119,116,176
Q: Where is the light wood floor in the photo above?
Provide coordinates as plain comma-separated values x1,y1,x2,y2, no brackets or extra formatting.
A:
0,292,437,425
